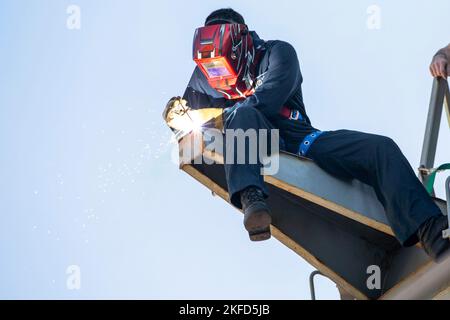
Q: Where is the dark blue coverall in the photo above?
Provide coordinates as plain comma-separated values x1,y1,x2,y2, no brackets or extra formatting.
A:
182,31,442,246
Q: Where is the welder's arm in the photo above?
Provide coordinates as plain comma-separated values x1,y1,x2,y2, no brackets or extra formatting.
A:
236,41,302,119
182,67,228,110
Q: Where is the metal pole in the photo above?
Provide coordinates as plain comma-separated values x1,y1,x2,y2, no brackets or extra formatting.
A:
309,270,323,300
447,176,450,217
442,177,450,239
445,81,450,127
419,78,447,188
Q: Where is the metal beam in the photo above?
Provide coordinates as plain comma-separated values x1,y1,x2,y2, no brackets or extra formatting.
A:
380,250,450,300
182,153,446,299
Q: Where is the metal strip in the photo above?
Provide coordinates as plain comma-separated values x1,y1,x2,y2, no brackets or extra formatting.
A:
445,80,450,128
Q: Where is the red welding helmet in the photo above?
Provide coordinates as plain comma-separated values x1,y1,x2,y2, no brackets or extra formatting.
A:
193,23,257,100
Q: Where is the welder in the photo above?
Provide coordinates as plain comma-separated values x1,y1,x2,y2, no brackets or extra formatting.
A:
164,8,449,261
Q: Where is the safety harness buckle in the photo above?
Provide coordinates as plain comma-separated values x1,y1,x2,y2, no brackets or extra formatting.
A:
289,110,301,121
280,106,303,121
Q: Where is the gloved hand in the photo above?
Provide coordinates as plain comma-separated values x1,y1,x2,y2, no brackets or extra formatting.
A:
162,96,237,134
162,96,189,124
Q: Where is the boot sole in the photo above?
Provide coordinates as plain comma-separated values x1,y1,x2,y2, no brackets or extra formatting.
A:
244,204,272,242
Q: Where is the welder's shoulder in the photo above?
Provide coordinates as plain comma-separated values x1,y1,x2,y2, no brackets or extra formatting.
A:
267,40,299,62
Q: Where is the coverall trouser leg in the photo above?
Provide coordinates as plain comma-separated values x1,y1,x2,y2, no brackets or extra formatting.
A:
223,107,441,246
307,129,442,246
223,107,275,208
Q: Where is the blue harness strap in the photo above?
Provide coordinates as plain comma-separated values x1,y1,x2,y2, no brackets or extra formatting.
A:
298,131,324,156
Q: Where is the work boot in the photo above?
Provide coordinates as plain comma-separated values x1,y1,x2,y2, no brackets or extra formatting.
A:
417,215,450,262
240,187,272,242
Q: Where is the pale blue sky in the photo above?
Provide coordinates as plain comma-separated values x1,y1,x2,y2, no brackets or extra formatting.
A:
0,0,449,299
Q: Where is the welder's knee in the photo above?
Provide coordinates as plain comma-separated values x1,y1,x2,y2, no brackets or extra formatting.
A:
233,106,261,119
370,135,400,154
377,135,397,148
225,106,263,129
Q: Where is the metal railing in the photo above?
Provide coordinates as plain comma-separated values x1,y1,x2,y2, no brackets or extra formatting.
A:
419,78,450,240
419,78,450,193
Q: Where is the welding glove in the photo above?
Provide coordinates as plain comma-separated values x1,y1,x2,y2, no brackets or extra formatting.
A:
162,96,188,124
163,96,225,135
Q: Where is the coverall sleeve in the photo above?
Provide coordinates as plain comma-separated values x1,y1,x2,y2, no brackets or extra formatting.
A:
182,67,228,110
238,41,302,119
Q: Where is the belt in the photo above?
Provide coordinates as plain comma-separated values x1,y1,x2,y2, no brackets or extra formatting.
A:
280,106,303,121
298,131,324,156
